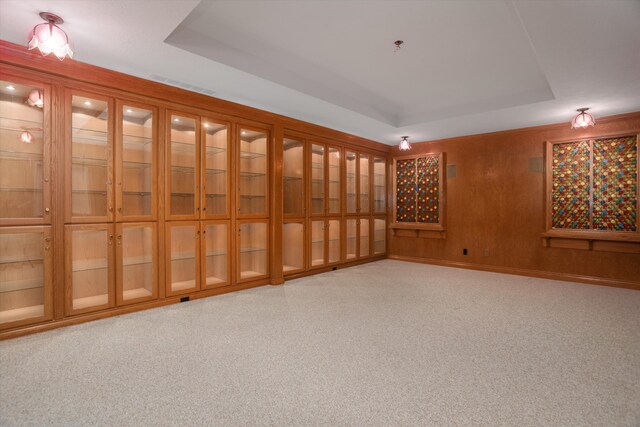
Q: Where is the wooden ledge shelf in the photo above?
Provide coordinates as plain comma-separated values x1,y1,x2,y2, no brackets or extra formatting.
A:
542,231,640,254
391,224,446,239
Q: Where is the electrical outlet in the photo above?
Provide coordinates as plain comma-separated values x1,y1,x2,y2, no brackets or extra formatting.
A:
463,248,468,255
484,249,490,257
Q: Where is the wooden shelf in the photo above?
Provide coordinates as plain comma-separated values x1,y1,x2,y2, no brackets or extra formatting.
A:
0,305,44,324
122,288,152,300
73,294,108,310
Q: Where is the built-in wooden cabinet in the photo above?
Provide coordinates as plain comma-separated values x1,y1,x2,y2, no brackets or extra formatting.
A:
0,55,388,338
0,226,53,329
238,220,269,281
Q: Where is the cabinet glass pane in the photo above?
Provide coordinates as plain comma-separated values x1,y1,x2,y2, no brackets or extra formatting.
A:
283,222,304,273
239,222,268,279
239,129,267,215
311,144,325,214
328,147,341,214
311,220,325,266
170,115,196,216
346,219,357,259
71,228,109,310
71,96,109,217
328,219,340,264
204,121,228,216
346,151,357,213
121,224,154,301
204,223,227,286
121,106,153,217
360,154,370,213
0,81,45,219
374,218,386,255
0,231,45,324
283,138,304,216
170,225,197,292
373,157,386,212
359,218,370,257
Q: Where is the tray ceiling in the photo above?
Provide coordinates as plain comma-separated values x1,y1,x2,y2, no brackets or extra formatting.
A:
1,0,639,144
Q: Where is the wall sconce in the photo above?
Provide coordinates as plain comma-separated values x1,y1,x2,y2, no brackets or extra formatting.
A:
27,89,44,108
399,136,411,151
28,12,73,60
571,108,595,129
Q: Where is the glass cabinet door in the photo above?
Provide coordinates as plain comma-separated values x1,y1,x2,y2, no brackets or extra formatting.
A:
238,128,268,217
310,220,325,267
117,103,155,220
374,218,386,255
0,227,52,328
116,223,156,305
69,94,112,222
0,79,50,224
359,154,370,214
238,221,268,281
202,221,229,288
168,114,198,219
327,219,341,264
66,224,114,314
346,219,357,260
202,120,229,218
283,138,304,216
373,157,386,213
283,221,304,274
327,146,341,215
166,222,199,294
310,143,325,215
346,151,357,214
359,218,370,258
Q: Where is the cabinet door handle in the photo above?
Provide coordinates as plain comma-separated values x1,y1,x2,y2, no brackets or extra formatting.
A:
108,235,114,245
117,235,122,245
45,208,50,213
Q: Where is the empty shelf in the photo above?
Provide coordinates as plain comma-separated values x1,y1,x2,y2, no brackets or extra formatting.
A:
0,305,44,324
171,280,196,292
73,294,108,310
205,276,226,286
283,265,300,273
122,288,152,300
240,270,266,279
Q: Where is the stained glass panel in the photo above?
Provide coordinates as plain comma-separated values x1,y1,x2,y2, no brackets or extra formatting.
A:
416,155,440,223
551,141,590,229
592,136,637,231
395,159,416,222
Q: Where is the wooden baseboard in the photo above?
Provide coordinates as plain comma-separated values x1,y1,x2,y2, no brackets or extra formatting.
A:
283,255,386,281
0,280,269,340
387,255,640,291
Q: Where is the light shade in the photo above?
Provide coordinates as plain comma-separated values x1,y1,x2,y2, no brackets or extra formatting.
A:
28,12,73,61
20,131,34,144
571,108,595,129
27,89,44,108
399,136,411,151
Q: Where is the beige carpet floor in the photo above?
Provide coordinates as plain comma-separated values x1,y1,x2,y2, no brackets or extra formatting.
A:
1,259,639,426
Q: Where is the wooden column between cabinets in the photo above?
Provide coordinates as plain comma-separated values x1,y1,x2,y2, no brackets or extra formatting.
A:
271,125,284,285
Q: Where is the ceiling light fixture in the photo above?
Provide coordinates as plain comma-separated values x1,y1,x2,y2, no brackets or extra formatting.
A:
26,89,44,108
571,108,595,129
394,40,404,52
399,136,411,151
28,12,73,60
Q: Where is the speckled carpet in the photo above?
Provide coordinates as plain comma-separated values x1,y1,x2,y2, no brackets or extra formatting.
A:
1,260,639,426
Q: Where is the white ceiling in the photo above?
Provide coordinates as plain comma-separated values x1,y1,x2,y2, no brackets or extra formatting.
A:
1,0,639,145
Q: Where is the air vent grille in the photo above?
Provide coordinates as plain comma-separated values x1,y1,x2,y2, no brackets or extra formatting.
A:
149,74,215,96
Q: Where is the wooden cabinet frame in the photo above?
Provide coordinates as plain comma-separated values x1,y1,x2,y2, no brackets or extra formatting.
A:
0,226,54,330
236,123,271,220
236,219,270,283
165,221,201,297
0,73,53,227
64,89,115,224
64,223,116,316
283,219,306,274
115,222,158,306
201,220,232,289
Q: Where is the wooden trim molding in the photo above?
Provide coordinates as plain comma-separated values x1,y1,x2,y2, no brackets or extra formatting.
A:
388,255,640,291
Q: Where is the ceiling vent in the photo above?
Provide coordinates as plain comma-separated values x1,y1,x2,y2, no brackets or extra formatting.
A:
149,74,215,96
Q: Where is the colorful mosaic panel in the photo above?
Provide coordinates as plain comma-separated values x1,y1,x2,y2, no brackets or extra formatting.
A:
416,155,440,223
592,136,637,231
552,141,590,229
396,158,416,222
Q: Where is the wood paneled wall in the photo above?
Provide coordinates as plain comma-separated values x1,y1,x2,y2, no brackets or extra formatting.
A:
389,112,640,289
